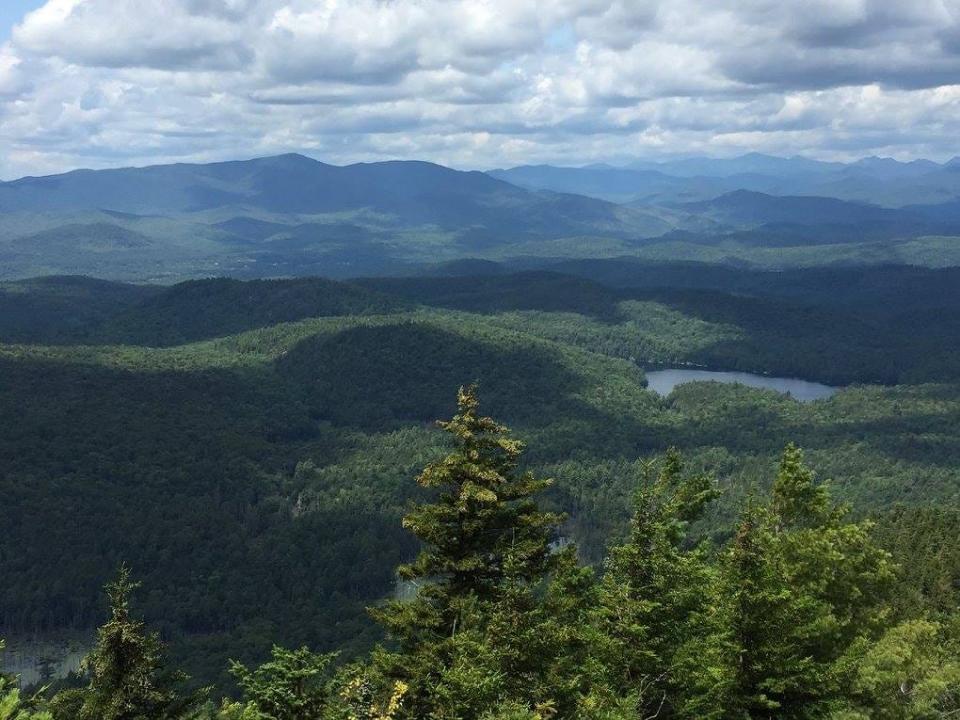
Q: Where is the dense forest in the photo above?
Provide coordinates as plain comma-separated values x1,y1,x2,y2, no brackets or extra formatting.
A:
6,0,960,712
2,265,960,716
3,388,959,718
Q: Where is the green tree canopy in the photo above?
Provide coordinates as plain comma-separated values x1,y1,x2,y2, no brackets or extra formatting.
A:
74,565,207,720
369,385,564,718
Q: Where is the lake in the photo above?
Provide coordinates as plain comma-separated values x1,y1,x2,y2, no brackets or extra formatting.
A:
1,636,89,686
645,369,838,402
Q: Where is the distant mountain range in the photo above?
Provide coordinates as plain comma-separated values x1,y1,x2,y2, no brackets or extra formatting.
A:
2,152,960,281
0,153,675,236
491,153,960,206
0,154,689,281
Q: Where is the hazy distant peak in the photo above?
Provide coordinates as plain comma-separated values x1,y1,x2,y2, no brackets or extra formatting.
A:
253,152,320,165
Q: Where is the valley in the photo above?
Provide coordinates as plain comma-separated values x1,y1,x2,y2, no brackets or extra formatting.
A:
2,265,959,693
2,154,960,717
4,1,960,715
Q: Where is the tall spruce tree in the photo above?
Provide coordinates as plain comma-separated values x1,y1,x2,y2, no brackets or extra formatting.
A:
370,385,563,718
597,450,720,718
74,565,206,720
717,445,896,718
721,506,800,718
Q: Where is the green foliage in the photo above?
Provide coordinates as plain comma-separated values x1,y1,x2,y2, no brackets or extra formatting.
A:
770,443,829,526
845,620,960,719
201,700,261,720
100,278,405,347
0,685,53,720
72,565,207,720
872,507,960,616
714,446,896,718
0,641,51,720
4,268,960,700
369,385,564,717
596,449,720,716
229,646,335,720
277,322,589,429
0,276,157,344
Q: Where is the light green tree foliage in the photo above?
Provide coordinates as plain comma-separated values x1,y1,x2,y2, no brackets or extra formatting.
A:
228,645,336,720
73,565,207,720
718,444,896,718
198,701,261,720
368,385,564,719
843,619,960,719
0,686,53,720
328,664,407,720
433,546,608,719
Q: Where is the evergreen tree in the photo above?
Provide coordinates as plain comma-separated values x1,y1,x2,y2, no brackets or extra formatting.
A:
770,444,828,529
596,449,720,718
717,445,896,718
846,619,960,719
229,645,335,720
720,506,802,718
73,565,206,720
369,385,563,718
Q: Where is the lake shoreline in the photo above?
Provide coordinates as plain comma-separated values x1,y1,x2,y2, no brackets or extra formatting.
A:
643,367,839,402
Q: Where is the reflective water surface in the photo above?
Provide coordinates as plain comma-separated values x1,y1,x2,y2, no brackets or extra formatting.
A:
645,368,838,402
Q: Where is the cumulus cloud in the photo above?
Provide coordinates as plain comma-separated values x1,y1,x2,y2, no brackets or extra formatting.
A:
13,0,256,70
1,0,960,178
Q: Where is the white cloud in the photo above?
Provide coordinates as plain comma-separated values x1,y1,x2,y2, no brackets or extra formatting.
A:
14,0,255,70
0,45,29,99
1,0,960,178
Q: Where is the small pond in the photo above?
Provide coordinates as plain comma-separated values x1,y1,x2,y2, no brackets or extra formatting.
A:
645,369,838,403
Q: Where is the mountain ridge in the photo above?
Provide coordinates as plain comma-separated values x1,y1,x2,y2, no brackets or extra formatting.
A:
3,153,960,282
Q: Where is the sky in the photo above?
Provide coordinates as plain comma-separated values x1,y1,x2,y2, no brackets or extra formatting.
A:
0,2,44,44
1,0,960,179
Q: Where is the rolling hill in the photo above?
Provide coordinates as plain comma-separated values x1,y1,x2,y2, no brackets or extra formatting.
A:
675,190,911,227
4,268,960,691
0,154,674,235
3,153,960,282
0,154,686,281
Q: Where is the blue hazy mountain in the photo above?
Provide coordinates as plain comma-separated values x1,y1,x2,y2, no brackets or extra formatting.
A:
627,152,843,178
2,152,960,281
490,153,960,206
0,154,687,280
677,190,914,227
0,153,668,235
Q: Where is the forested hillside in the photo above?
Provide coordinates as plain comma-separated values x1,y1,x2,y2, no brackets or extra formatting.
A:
5,154,960,282
0,155,680,281
2,266,960,707
5,0,960,713
3,389,959,718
